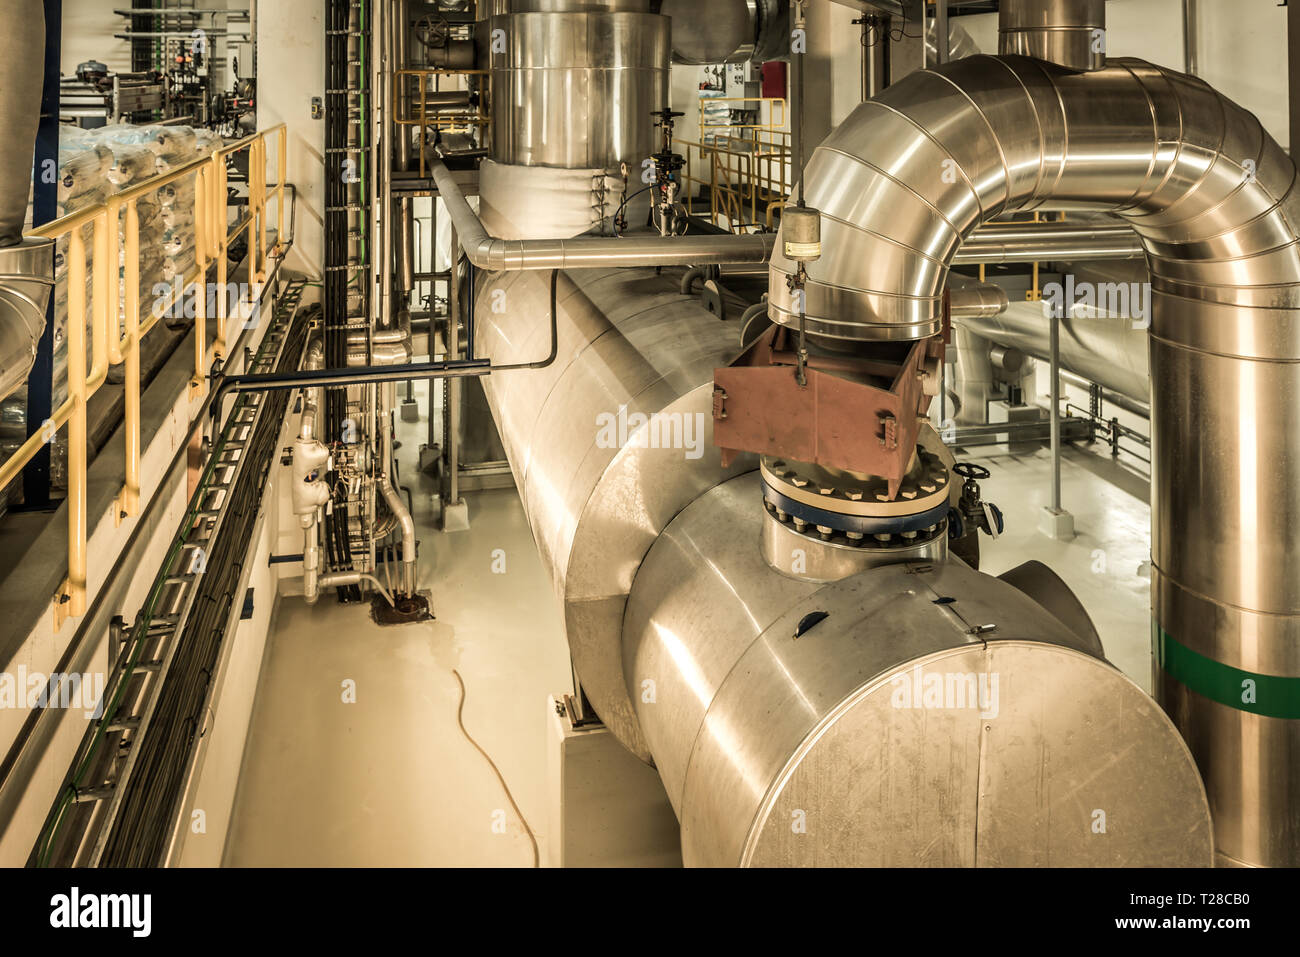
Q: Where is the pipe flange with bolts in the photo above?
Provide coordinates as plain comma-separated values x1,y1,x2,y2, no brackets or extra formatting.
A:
759,445,951,581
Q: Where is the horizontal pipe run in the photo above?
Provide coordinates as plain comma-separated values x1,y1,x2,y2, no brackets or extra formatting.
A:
430,161,776,270
950,418,1092,446
210,358,491,423
317,571,395,607
958,299,1149,403
209,342,560,433
1060,370,1150,419
824,0,906,18
953,223,1144,264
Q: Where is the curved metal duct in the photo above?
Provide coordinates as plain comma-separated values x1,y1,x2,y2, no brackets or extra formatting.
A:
948,324,996,425
999,0,1106,71
768,53,1300,867
658,0,790,65
0,0,53,403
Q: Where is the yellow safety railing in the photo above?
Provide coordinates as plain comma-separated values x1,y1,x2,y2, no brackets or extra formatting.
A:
677,129,791,234
394,68,491,178
0,124,288,628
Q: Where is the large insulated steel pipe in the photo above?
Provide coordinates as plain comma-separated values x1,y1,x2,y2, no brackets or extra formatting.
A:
0,0,54,402
768,53,1300,866
959,299,1150,403
476,265,1213,866
624,471,1210,866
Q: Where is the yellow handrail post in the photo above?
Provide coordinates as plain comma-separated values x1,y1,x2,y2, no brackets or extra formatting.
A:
90,211,112,392
277,126,287,252
5,124,291,628
216,154,229,354
193,167,208,394
119,199,142,521
61,227,89,622
257,139,268,281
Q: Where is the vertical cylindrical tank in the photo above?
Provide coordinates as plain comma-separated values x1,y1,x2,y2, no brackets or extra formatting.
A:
488,7,670,168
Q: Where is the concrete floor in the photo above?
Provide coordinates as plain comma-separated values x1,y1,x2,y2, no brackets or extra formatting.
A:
225,386,1157,866
955,441,1155,692
224,384,573,867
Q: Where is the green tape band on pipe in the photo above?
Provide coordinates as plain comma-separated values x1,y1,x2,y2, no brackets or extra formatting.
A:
1155,624,1300,720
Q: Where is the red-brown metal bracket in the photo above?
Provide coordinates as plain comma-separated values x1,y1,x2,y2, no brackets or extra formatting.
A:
713,298,949,498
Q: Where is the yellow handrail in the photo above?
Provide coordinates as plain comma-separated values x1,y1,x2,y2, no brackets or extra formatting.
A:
0,123,289,628
676,132,791,234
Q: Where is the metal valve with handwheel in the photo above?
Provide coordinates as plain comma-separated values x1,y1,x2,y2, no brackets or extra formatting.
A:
947,462,1005,569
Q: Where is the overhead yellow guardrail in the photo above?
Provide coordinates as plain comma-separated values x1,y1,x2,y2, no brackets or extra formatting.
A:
0,123,288,629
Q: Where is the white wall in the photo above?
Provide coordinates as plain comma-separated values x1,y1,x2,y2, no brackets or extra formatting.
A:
61,0,132,75
957,0,1289,148
257,0,325,278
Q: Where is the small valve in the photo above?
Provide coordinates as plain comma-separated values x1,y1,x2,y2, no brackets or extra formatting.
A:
949,462,1004,541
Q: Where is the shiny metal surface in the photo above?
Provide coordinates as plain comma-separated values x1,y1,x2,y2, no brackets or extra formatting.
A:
432,160,775,269
510,0,650,9
767,56,1236,342
999,0,1106,72
489,11,669,168
0,240,54,402
474,266,754,759
766,51,1300,866
960,299,1149,403
659,0,756,64
760,505,946,582
949,323,996,425
1152,334,1300,867
658,0,788,65
997,559,1103,653
623,473,1213,866
948,277,1008,319
472,256,1215,870
952,222,1143,265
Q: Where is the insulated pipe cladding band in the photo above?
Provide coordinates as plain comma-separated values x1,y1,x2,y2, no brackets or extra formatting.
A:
768,53,1300,867
475,264,1213,867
